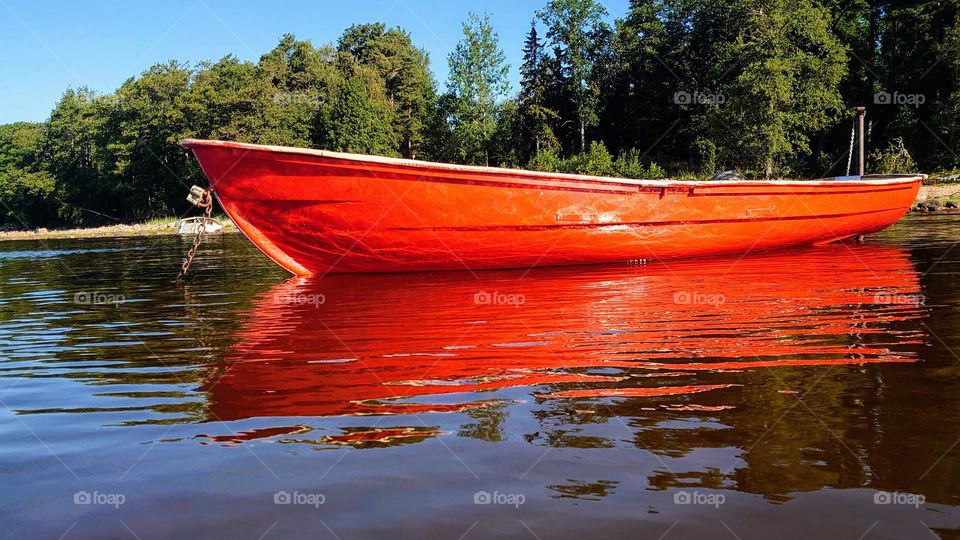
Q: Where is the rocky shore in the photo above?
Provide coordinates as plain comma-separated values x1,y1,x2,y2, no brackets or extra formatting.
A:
914,178,960,212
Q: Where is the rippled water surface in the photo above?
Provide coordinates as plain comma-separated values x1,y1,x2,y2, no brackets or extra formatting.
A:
2,214,959,539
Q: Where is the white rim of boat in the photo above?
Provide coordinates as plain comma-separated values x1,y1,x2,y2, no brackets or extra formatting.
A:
180,139,926,188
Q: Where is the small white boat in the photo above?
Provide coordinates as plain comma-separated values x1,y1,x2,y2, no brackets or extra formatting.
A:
177,217,222,235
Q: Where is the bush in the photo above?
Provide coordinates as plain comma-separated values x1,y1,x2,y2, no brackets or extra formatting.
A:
870,138,917,174
614,148,645,178
578,141,614,176
527,149,562,172
611,148,668,179
537,141,614,176
645,162,667,178
528,145,670,179
693,138,717,176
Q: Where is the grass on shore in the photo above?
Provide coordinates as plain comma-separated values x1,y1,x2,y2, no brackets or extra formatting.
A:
0,214,236,240
143,216,180,227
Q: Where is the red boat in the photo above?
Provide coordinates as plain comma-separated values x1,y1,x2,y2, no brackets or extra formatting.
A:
181,139,923,276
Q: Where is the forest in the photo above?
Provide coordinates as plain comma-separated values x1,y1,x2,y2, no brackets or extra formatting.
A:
1,0,958,228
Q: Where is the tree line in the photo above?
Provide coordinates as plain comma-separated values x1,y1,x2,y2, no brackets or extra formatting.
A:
1,0,958,228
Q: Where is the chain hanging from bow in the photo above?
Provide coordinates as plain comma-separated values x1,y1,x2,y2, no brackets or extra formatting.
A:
176,186,213,283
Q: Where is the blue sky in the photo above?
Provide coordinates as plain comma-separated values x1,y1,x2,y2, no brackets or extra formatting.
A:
0,0,629,124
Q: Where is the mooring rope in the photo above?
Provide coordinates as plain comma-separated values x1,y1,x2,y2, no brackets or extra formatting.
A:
846,118,856,176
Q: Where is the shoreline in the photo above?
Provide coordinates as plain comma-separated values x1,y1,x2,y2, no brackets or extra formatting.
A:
915,183,960,201
1,182,957,242
0,217,238,241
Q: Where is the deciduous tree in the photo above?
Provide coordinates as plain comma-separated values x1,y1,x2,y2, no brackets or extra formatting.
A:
443,12,511,165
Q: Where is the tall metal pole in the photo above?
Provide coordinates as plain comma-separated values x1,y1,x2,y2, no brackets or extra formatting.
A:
856,107,866,176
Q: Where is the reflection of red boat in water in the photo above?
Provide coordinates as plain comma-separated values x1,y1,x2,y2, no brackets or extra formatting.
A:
203,244,924,422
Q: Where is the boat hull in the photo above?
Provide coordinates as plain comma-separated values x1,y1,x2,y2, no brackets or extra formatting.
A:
182,140,922,276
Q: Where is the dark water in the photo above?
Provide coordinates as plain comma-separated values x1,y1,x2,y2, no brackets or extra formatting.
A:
1,214,959,539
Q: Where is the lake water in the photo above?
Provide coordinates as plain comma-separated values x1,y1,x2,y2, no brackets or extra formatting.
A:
1,214,959,539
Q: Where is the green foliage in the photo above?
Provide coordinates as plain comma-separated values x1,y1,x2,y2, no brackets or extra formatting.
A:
489,100,522,167
518,20,560,161
538,0,610,152
42,88,116,225
610,148,666,178
111,61,197,219
870,138,918,174
0,168,56,226
612,148,646,179
443,12,511,165
710,0,847,177
528,143,666,178
601,0,674,157
4,3,959,229
577,140,614,175
933,14,960,169
693,138,717,176
318,68,400,155
40,63,202,224
0,122,43,169
645,162,667,178
0,122,56,227
337,23,437,157
258,34,340,148
182,55,270,142
527,149,562,172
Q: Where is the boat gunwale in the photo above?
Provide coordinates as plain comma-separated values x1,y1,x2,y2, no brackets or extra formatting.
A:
180,139,926,189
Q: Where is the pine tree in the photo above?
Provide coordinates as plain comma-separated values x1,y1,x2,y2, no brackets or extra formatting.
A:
518,20,559,160
603,0,675,158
